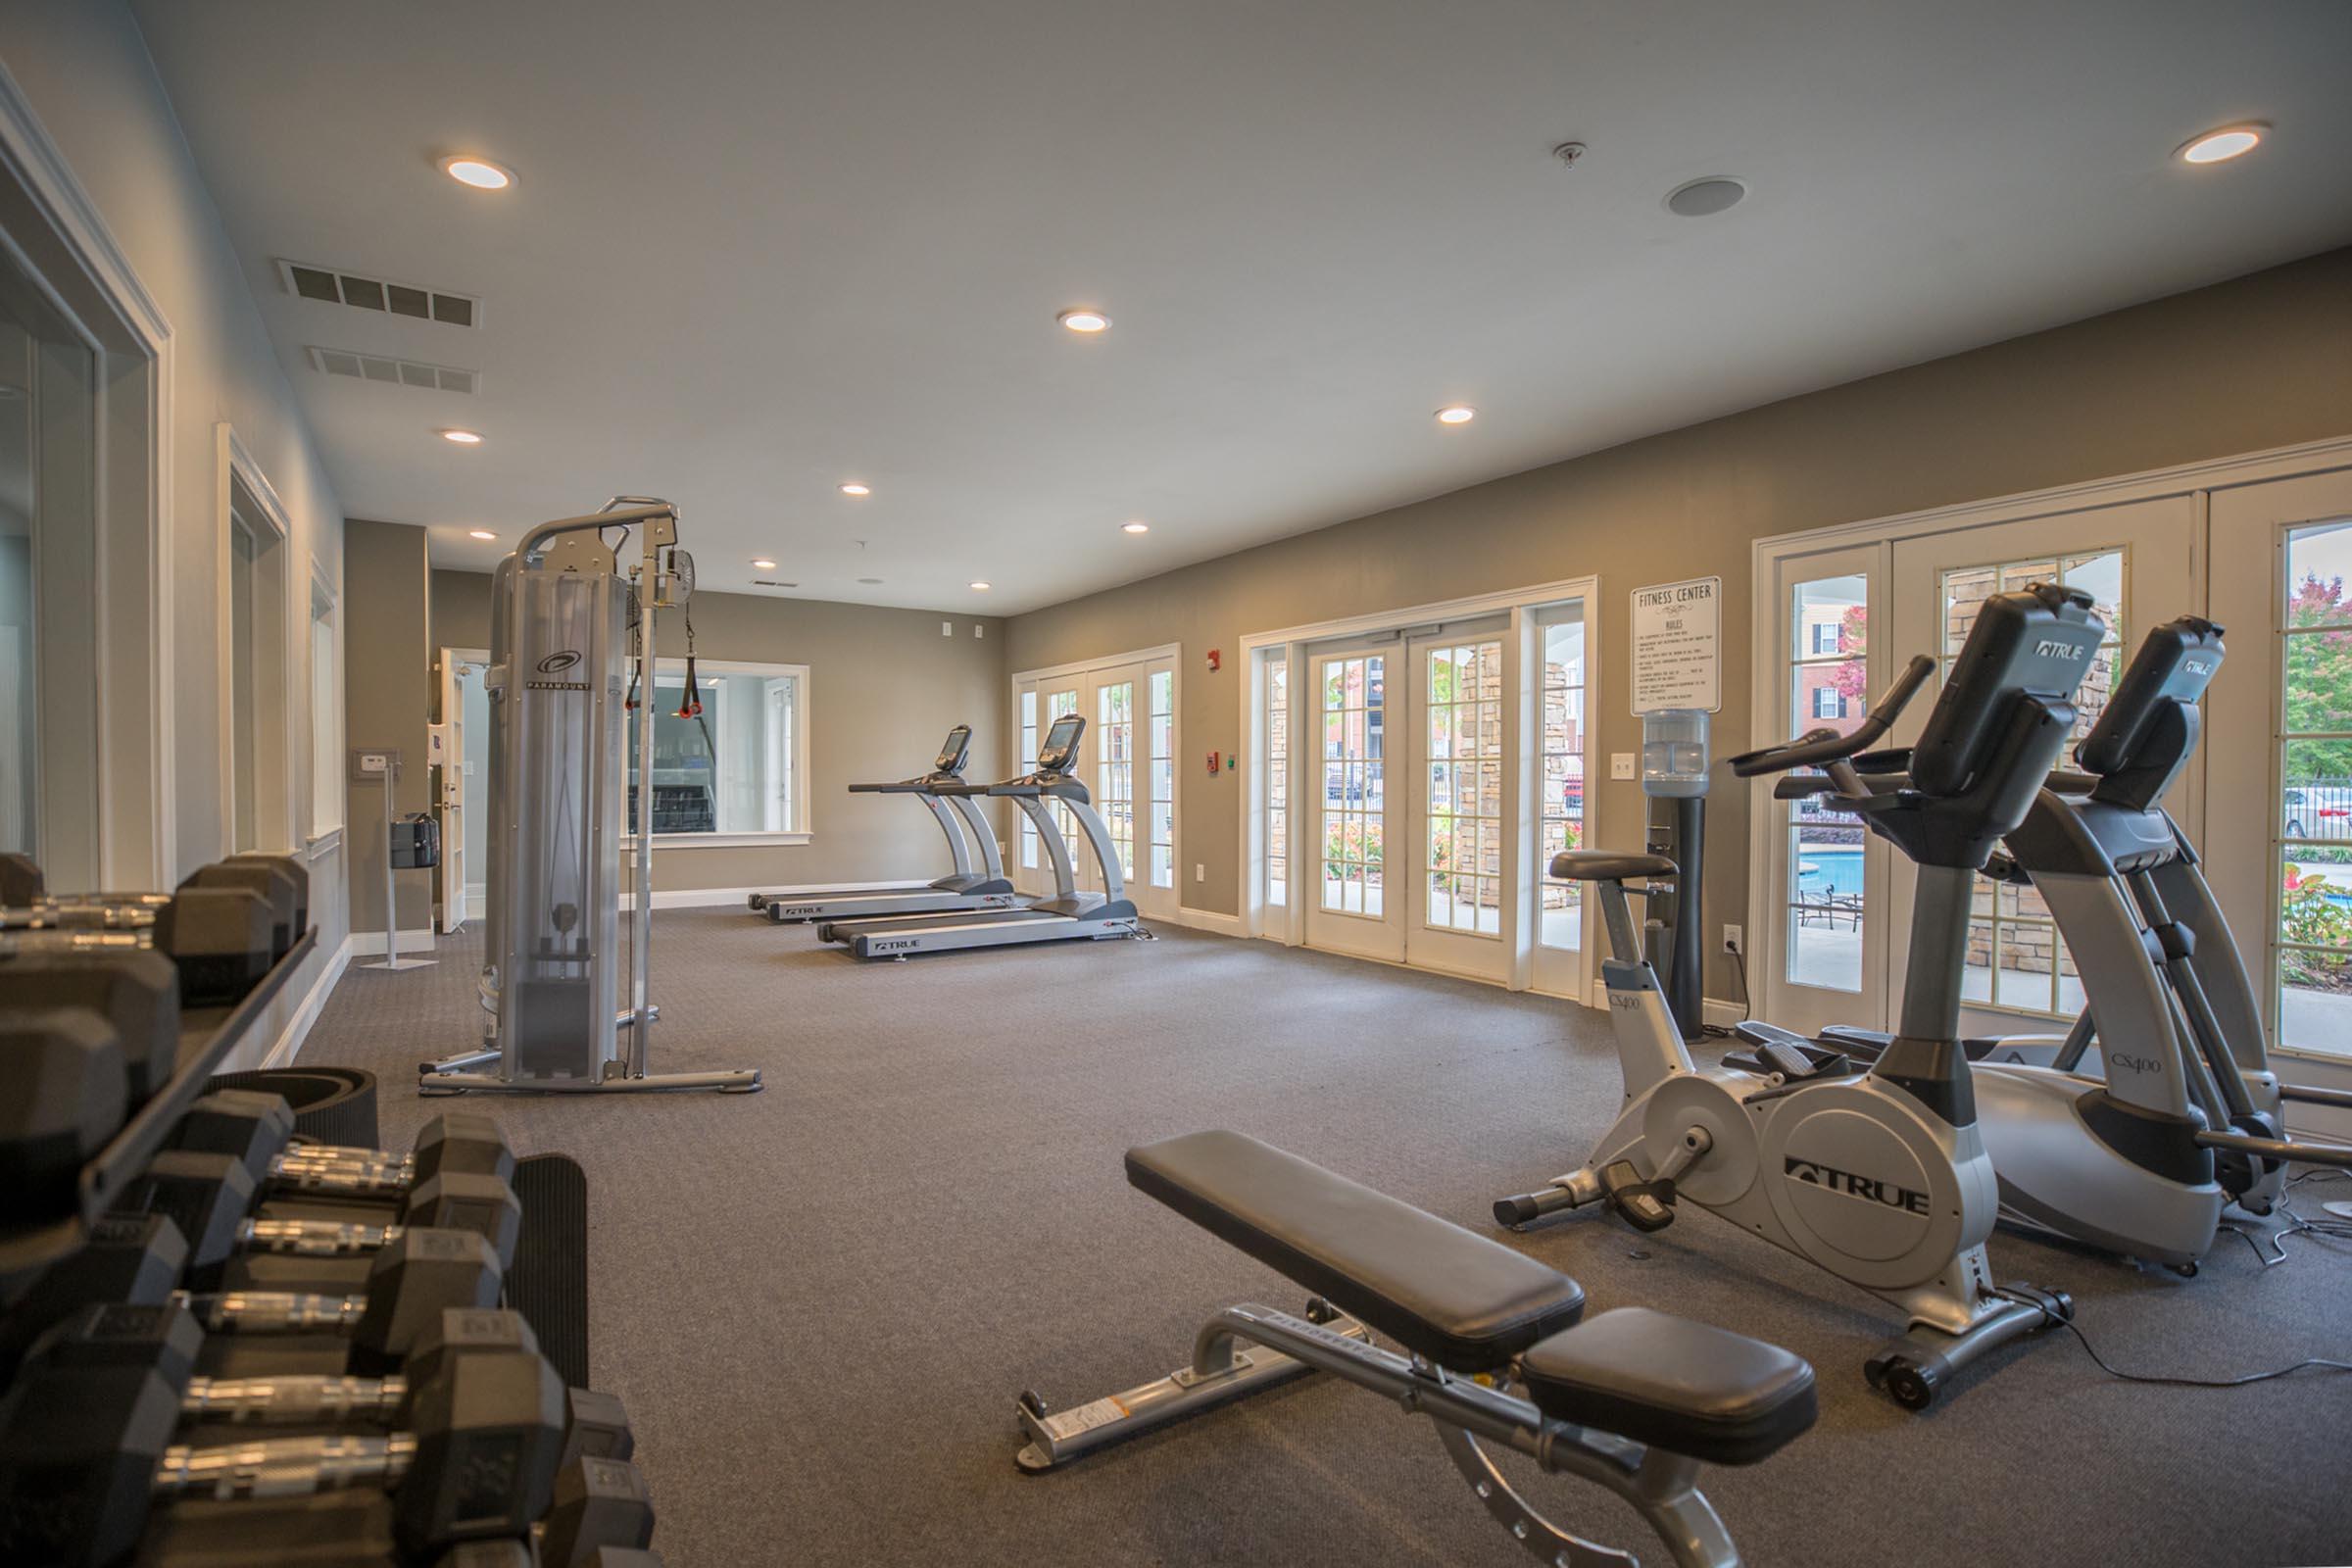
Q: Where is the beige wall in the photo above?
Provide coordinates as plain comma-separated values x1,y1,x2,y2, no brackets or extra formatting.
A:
2,2,351,1061
1004,247,2352,995
344,520,433,940
431,568,1005,894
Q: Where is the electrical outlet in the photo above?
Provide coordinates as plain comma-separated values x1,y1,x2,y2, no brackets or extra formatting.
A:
1610,753,1637,780
1195,863,1206,883
941,619,953,636
1722,924,1743,956
974,623,985,638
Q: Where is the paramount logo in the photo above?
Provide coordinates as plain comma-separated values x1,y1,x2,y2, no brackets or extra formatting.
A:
1784,1156,1931,1215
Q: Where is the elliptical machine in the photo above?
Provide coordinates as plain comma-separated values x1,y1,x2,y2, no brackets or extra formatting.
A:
1495,583,2105,1409
1734,616,2352,1264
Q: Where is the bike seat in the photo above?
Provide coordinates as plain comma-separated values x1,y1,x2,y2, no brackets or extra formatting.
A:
1549,850,1677,884
1518,1306,1817,1466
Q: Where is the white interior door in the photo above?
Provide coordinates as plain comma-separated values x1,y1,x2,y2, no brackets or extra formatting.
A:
1406,630,1509,982
435,653,469,932
1885,499,2194,1040
2208,468,2352,1066
1306,646,1400,961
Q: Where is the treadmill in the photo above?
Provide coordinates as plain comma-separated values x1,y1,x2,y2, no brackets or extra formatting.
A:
747,724,1019,923
816,713,1143,958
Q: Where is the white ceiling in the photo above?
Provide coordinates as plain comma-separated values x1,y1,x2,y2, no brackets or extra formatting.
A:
135,0,2352,613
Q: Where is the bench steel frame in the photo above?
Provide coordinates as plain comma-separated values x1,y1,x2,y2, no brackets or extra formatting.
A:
1019,1301,1740,1568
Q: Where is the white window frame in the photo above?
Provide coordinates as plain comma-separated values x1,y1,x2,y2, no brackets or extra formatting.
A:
1239,574,1602,1000
218,425,294,855
620,657,812,848
0,65,175,886
307,559,342,847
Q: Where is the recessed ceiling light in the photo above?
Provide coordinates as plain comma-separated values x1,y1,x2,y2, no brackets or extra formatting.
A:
2178,123,2266,165
438,428,484,445
1056,308,1111,334
751,558,778,569
838,481,871,497
1665,176,1747,218
1435,406,1476,425
468,529,496,540
440,156,515,190
969,580,992,591
1122,521,1150,534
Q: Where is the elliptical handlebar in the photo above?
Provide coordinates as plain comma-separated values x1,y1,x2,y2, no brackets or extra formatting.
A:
1729,655,1936,778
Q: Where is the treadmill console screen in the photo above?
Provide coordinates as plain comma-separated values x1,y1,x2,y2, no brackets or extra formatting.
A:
1037,714,1086,771
935,724,973,773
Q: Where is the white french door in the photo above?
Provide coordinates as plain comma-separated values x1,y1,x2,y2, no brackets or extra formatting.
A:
2208,466,2352,1065
1406,630,1511,983
1013,651,1178,920
1306,646,1399,961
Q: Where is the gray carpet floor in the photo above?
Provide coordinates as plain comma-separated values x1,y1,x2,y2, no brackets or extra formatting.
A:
302,912,2352,1568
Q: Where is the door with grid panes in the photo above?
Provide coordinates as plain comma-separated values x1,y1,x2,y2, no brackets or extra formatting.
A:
2206,468,2352,1066
1306,646,1401,961
1085,659,1179,918
1407,630,1510,981
1885,500,2194,1040
1015,682,1082,893
1531,606,1590,998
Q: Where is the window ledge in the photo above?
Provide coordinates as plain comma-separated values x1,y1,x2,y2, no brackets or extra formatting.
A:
621,832,814,850
305,828,344,858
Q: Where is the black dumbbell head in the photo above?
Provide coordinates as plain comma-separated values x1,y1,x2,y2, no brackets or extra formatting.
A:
0,1213,188,1381
408,1171,525,1268
355,1228,504,1364
23,1300,204,1391
152,886,274,1005
177,860,297,959
170,1089,299,1183
0,1363,177,1566
396,1348,566,1554
434,1543,534,1568
0,1006,128,1223
560,1387,634,1471
217,853,310,935
118,1149,258,1277
0,852,42,905
403,1309,540,1410
415,1114,519,1186
0,948,178,1104
540,1454,656,1567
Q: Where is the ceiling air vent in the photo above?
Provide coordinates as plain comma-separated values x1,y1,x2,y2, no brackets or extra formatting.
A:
750,579,799,588
308,345,478,395
277,260,480,327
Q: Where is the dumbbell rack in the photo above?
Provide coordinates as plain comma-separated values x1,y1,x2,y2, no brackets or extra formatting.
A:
0,926,318,1287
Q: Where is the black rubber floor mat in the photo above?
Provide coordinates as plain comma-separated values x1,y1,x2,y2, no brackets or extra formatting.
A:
508,1152,591,1389
204,1065,379,1147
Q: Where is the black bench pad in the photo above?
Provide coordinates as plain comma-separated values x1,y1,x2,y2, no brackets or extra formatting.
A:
1125,1131,1584,1372
1518,1306,1817,1466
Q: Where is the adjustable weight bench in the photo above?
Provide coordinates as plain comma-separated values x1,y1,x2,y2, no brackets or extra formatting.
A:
1016,1131,1815,1568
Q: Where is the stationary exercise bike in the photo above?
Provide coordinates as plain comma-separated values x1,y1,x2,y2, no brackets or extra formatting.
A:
1496,583,2105,1408
1733,616,2352,1268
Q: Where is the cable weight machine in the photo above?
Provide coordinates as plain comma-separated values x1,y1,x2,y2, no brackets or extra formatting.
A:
421,497,761,1096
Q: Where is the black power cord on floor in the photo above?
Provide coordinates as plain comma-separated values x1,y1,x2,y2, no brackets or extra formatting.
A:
2012,1170,2352,1390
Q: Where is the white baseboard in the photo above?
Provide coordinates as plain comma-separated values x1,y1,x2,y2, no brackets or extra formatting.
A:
1704,998,1745,1028
619,879,928,911
349,926,436,957
1170,906,1243,936
261,933,355,1068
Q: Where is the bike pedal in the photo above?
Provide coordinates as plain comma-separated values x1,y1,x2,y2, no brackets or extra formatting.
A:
1600,1161,1677,1232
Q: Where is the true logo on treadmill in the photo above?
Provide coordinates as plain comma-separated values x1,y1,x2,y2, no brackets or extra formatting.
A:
1783,1156,1931,1215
